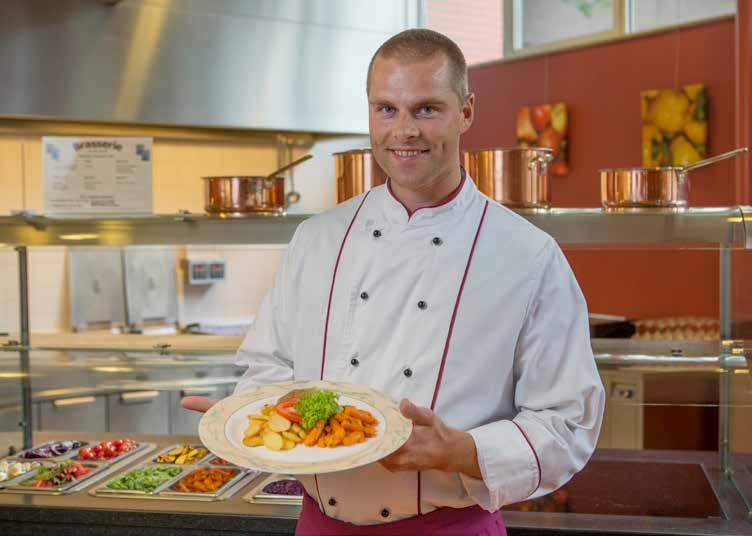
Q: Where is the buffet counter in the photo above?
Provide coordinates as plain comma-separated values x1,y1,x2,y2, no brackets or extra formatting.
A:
1,432,751,536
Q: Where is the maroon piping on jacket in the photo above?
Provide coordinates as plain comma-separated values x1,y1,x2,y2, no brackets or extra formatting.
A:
418,200,489,515
511,421,542,495
319,191,372,381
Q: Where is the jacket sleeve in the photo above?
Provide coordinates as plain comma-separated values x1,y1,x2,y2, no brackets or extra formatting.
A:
232,225,305,394
460,238,605,510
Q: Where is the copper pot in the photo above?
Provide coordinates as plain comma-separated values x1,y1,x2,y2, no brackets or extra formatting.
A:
334,148,387,203
600,147,749,210
203,176,286,215
463,147,554,208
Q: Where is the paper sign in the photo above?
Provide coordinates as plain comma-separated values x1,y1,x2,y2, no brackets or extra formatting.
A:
43,136,153,214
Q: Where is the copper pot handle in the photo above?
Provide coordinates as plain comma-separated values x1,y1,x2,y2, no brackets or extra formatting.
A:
676,147,748,184
528,152,554,171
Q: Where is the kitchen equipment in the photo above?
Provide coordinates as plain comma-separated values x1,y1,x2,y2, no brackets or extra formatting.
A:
123,247,178,332
600,147,749,210
68,247,127,332
463,147,554,208
333,148,387,204
202,154,312,215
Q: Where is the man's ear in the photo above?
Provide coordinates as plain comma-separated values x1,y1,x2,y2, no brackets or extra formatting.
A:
460,93,475,134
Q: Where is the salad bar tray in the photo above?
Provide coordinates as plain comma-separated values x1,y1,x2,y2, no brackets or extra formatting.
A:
89,444,262,502
242,473,304,506
0,439,156,495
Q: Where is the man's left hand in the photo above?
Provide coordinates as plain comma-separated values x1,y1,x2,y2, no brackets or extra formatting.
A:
379,399,482,479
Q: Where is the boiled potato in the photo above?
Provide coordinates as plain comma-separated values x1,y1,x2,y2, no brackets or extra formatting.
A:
261,404,276,416
282,431,302,443
247,414,268,422
282,439,296,450
244,419,263,438
268,414,292,433
291,423,304,435
263,430,284,451
243,435,264,447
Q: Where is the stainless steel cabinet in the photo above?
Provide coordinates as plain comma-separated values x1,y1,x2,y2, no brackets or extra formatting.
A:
38,395,107,433
107,390,169,434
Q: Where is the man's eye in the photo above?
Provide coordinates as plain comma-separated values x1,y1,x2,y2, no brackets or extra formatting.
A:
377,105,395,114
417,106,436,116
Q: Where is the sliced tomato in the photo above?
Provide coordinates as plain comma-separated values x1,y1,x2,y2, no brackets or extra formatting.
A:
275,398,302,423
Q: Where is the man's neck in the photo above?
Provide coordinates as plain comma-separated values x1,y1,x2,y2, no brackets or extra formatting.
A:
389,166,464,216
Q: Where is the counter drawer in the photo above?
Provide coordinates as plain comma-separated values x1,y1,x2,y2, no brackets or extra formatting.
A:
107,391,169,434
38,396,107,433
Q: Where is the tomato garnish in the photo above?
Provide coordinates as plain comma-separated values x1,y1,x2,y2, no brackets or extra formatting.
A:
275,398,302,423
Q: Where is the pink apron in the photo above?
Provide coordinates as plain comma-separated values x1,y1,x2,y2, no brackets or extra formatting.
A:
300,180,504,534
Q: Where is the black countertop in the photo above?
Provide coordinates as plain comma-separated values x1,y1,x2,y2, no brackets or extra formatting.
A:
1,432,751,536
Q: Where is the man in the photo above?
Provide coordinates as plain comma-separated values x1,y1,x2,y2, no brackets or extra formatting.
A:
183,29,604,535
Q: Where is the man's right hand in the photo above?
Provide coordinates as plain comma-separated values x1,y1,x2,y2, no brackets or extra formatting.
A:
181,396,219,413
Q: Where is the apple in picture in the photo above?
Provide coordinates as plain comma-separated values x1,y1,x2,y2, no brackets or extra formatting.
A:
531,104,551,130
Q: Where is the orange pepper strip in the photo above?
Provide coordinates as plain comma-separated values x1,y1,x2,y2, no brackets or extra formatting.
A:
303,421,325,447
344,406,378,425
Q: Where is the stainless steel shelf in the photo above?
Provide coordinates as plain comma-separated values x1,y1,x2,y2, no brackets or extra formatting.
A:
0,207,747,247
0,212,311,246
516,206,746,248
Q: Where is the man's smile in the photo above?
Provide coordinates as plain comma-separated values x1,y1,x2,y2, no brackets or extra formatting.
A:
388,148,431,160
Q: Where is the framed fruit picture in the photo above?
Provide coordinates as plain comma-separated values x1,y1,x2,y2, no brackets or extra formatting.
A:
641,84,707,166
516,102,569,176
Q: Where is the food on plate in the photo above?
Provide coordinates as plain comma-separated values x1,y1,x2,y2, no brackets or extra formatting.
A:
21,461,93,488
171,467,237,493
243,389,378,452
155,445,208,465
106,465,182,492
261,478,304,496
0,460,40,482
20,440,85,459
77,438,137,461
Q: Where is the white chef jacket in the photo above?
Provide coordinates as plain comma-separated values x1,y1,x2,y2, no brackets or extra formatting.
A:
233,175,605,525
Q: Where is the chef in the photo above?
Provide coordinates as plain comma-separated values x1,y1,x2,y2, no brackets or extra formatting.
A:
183,29,604,535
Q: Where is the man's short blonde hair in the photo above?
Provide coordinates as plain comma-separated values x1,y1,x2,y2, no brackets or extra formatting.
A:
366,29,469,104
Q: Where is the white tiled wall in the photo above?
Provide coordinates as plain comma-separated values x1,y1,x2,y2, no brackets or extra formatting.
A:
0,126,369,333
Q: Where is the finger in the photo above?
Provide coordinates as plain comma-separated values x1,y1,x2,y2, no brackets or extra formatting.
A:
180,396,218,413
400,399,434,427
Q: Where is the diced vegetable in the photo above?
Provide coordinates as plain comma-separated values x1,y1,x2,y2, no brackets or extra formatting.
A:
107,466,181,492
171,467,236,493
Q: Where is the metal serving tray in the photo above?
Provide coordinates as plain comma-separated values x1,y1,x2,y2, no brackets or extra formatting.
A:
95,463,188,496
149,444,211,465
1,442,156,495
6,460,108,494
158,466,250,500
91,455,260,502
16,439,89,462
0,459,44,489
242,473,304,506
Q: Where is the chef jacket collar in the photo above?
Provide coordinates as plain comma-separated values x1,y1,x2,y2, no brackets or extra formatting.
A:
382,168,476,226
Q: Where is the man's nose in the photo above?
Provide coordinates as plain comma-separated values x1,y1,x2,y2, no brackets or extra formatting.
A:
393,112,419,140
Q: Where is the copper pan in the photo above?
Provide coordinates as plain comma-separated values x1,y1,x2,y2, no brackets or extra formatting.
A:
203,155,313,215
600,147,749,210
463,147,554,208
333,148,387,204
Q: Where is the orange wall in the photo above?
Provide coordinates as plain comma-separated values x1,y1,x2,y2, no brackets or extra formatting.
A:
465,18,735,318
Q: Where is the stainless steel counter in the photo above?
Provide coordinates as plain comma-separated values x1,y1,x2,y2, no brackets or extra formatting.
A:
1,432,751,536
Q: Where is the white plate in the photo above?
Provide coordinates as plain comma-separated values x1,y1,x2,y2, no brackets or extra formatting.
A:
199,380,412,475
